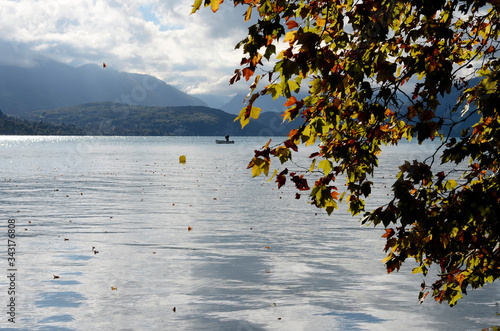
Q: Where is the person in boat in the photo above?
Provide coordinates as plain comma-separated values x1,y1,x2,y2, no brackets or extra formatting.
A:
225,134,230,142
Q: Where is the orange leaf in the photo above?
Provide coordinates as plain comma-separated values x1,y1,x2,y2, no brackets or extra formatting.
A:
242,67,254,81
486,45,496,54
382,228,395,238
284,96,297,107
286,20,298,29
188,226,192,231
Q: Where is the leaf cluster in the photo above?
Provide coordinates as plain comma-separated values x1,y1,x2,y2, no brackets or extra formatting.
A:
194,0,500,306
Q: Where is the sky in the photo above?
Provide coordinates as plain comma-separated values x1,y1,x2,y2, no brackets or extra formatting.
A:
0,0,253,98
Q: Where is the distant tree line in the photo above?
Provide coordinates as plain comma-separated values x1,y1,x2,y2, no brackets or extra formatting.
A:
0,109,85,135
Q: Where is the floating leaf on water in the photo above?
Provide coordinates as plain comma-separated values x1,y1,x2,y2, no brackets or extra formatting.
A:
188,226,192,231
111,287,117,291
64,238,69,241
265,246,270,249
172,307,176,312
53,275,60,279
179,155,187,164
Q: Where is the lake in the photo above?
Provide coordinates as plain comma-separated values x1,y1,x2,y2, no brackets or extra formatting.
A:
0,136,498,330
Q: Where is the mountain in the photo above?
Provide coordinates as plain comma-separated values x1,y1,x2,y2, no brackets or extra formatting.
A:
0,58,206,116
191,94,233,109
22,102,301,136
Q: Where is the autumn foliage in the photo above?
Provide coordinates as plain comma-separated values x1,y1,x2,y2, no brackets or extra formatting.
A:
193,0,500,306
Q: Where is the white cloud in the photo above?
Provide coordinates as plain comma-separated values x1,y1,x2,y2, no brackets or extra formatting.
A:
0,0,255,97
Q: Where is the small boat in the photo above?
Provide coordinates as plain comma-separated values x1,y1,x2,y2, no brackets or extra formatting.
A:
216,140,234,144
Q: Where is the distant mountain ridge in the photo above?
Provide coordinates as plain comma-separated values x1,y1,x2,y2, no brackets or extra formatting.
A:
0,58,206,116
22,102,300,136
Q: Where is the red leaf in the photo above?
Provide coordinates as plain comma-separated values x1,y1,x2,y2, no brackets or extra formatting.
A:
276,174,286,189
291,174,310,191
229,69,241,85
284,139,298,152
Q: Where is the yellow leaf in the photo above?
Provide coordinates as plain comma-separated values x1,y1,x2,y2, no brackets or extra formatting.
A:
260,159,270,176
316,17,326,27
235,107,250,127
309,159,317,172
267,168,278,182
263,138,271,149
251,53,263,67
382,254,393,264
251,164,261,177
244,5,253,21
284,31,297,44
445,179,457,190
288,80,299,92
191,0,203,13
235,106,261,128
250,106,261,120
210,0,223,12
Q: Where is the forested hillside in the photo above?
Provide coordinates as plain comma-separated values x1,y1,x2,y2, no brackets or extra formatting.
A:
0,109,84,135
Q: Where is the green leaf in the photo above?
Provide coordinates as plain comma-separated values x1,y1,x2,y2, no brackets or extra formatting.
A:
318,159,332,175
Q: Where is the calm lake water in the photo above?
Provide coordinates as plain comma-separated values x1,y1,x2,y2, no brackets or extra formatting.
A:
0,136,498,330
